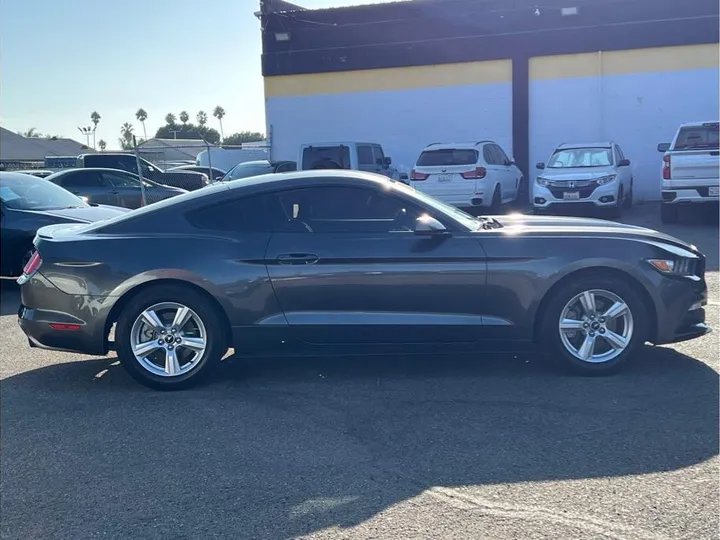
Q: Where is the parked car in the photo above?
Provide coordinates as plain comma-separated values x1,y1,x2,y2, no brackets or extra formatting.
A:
533,142,633,217
0,172,129,276
168,165,226,182
45,168,187,209
299,141,406,180
73,153,209,191
410,141,525,212
220,160,297,181
17,170,710,390
657,121,719,223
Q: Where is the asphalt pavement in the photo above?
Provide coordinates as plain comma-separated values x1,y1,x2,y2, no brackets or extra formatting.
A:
1,203,718,540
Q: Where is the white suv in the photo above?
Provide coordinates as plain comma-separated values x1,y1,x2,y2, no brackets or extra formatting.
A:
409,141,525,211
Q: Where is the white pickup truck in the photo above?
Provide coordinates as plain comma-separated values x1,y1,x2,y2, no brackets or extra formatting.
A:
657,121,719,223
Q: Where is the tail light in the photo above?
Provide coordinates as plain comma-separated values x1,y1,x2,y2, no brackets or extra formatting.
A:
461,167,487,179
662,155,671,180
17,251,42,285
410,169,429,181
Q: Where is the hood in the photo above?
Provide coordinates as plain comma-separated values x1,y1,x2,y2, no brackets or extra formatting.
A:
27,204,130,224
539,167,616,181
492,213,699,253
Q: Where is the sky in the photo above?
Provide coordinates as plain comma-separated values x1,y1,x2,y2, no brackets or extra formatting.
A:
0,0,397,148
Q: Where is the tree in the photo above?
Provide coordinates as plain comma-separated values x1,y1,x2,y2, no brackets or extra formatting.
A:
154,122,220,144
212,106,226,140
120,122,134,150
179,111,189,124
90,111,101,149
135,108,148,140
196,110,208,126
21,128,40,137
98,139,107,151
222,131,265,146
165,113,177,125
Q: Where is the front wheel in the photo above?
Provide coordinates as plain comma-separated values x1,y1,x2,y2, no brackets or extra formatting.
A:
115,284,228,390
540,276,649,375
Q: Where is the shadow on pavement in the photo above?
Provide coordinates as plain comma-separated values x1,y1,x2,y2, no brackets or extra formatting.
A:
1,345,717,539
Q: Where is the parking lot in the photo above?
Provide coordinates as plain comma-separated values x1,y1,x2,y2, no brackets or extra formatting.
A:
0,203,717,540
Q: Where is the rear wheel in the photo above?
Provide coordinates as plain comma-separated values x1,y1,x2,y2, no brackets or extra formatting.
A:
540,275,649,375
115,284,228,390
489,186,502,212
660,202,679,223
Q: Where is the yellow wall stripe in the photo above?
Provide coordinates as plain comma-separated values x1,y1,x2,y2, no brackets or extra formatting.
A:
264,59,512,98
530,44,719,80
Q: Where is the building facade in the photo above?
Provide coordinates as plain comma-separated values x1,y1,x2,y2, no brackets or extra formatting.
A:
261,0,719,201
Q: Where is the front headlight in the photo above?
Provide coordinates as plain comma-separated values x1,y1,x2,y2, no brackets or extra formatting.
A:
595,174,617,185
536,177,549,186
647,258,696,276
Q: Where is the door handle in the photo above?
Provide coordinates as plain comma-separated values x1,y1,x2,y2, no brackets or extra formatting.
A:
277,253,319,265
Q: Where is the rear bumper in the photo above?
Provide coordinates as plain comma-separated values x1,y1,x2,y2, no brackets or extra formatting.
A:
661,185,719,205
17,272,110,356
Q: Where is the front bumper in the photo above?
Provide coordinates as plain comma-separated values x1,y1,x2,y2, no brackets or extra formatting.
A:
653,271,712,345
533,181,619,209
17,272,110,356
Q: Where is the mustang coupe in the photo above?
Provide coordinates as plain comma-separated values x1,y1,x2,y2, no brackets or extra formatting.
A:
17,170,710,390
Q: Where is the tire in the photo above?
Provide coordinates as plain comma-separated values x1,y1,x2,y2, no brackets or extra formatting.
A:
660,202,679,224
606,187,623,219
489,186,502,212
623,180,633,209
539,274,649,376
115,284,228,390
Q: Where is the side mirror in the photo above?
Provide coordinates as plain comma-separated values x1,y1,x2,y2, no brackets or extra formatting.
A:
414,215,448,235
399,173,409,180
384,156,392,166
507,159,515,166
657,143,670,153
618,158,631,167
536,162,546,170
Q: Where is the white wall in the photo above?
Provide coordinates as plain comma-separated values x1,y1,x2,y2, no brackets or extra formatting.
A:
529,68,719,201
266,82,513,174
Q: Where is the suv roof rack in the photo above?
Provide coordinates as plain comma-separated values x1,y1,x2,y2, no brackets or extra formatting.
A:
474,140,491,146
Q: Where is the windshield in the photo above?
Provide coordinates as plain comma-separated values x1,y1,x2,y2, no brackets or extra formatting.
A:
0,174,88,210
222,162,275,181
547,148,613,168
390,180,481,231
674,123,719,150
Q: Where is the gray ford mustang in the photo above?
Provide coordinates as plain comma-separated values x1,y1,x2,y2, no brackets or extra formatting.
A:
17,170,710,390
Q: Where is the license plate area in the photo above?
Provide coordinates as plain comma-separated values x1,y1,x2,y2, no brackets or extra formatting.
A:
708,186,719,197
563,191,580,200
437,174,453,183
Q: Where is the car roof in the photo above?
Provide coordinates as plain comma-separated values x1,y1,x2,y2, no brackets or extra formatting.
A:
556,142,614,149
421,142,492,150
224,169,391,192
677,121,719,128
0,171,44,181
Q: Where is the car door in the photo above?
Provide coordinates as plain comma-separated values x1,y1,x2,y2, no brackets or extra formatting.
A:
57,170,119,206
100,171,146,208
357,144,377,174
263,183,488,344
614,144,631,191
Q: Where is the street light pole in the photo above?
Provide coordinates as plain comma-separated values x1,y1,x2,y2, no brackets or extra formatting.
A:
77,126,97,149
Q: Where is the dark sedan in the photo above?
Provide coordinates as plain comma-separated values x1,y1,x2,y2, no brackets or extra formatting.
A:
45,168,187,209
220,160,297,182
17,170,710,390
1,172,130,276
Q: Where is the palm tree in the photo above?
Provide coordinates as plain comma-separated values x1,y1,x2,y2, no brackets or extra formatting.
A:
120,123,134,148
179,111,189,124
22,128,40,137
98,139,107,151
165,113,177,125
196,110,208,126
135,108,148,140
213,106,226,140
90,111,101,149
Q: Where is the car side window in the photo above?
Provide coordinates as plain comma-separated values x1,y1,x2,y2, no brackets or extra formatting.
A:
185,193,285,233
60,171,104,188
615,145,625,161
372,145,385,165
102,171,139,188
357,145,375,167
272,185,423,234
483,145,499,165
274,161,296,173
494,145,510,165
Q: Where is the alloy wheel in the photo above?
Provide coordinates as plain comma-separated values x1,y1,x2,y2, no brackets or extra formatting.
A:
130,302,208,377
558,289,634,363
